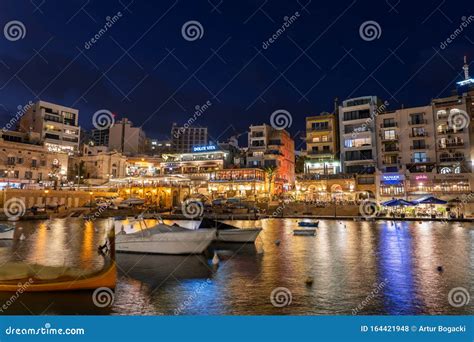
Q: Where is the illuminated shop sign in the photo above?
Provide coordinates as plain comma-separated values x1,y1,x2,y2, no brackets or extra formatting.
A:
415,174,428,181
381,174,403,185
193,145,216,152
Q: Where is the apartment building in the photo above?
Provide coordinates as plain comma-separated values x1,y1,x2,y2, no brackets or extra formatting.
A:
338,96,382,175
247,124,295,189
304,112,340,175
108,118,146,155
19,100,80,154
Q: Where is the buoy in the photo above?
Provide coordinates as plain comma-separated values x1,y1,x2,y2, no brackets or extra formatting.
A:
275,239,281,246
437,266,444,272
212,252,220,265
305,277,314,286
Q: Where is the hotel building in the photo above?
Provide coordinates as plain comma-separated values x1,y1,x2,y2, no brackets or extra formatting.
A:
19,100,80,154
304,112,340,175
246,124,295,190
171,124,208,153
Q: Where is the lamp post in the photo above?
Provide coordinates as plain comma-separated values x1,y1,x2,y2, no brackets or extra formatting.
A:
44,189,49,208
89,191,93,208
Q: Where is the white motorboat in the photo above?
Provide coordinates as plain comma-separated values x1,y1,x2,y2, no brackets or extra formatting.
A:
0,224,15,239
293,228,316,236
198,218,262,243
115,220,216,255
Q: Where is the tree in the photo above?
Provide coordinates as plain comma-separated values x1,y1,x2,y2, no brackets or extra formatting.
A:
264,165,278,199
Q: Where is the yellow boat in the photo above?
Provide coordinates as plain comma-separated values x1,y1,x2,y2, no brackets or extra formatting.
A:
0,263,116,292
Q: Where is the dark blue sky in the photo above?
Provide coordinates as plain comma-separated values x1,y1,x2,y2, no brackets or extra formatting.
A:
0,0,472,148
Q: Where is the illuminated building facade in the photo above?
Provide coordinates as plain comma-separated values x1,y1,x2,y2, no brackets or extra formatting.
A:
304,112,340,175
20,100,80,154
208,168,266,199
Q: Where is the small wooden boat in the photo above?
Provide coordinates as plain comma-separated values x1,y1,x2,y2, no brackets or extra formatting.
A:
293,228,316,236
298,220,319,227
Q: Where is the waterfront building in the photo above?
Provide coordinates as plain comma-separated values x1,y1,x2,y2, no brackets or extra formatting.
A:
171,123,208,153
0,131,68,189
70,145,127,185
246,124,295,191
208,168,266,200
338,96,383,175
304,112,340,175
108,118,146,155
147,139,172,155
19,100,80,154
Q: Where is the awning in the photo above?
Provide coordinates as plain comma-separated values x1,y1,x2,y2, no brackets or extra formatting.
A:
412,196,447,205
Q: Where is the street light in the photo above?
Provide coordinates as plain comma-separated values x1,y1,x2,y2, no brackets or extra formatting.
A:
89,191,93,208
44,189,49,207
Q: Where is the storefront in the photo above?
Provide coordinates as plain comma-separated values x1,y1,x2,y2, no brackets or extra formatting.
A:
378,174,405,198
208,168,266,200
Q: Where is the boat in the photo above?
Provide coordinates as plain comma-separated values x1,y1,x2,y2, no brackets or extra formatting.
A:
293,228,316,236
0,224,15,240
115,219,216,255
198,218,262,243
298,220,319,227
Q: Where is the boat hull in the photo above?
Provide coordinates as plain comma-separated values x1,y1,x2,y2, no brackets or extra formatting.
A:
298,221,319,227
0,264,117,292
216,228,262,243
116,229,216,255
293,229,316,236
0,229,14,240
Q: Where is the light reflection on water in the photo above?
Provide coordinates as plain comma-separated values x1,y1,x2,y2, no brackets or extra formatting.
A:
0,218,472,315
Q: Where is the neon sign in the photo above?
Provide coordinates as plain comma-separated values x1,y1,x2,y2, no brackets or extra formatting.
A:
193,145,216,152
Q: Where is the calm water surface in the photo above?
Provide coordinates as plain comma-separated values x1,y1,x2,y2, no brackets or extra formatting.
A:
0,218,472,315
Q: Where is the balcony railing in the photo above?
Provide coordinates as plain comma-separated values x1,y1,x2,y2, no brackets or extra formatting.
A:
410,145,429,150
440,156,465,163
437,128,464,135
380,122,397,128
409,132,428,138
308,150,333,156
409,119,427,125
438,142,465,149
410,158,431,163
380,135,398,142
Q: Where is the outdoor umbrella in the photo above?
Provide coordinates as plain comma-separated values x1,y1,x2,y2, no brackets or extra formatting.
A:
413,196,447,205
381,199,415,207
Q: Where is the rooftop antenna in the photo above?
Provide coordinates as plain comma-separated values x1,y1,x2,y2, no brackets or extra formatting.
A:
463,55,469,80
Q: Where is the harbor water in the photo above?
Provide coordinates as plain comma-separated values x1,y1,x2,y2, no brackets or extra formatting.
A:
0,218,472,315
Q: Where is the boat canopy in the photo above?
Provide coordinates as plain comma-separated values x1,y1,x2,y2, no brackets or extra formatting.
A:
198,218,235,230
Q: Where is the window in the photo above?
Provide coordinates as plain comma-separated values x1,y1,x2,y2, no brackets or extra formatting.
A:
383,130,396,140
25,171,32,179
358,176,375,184
413,152,427,162
412,127,426,137
344,137,371,148
31,159,37,167
311,121,329,130
409,113,424,125
321,135,329,142
13,171,19,178
343,109,371,121
17,157,23,164
38,173,42,180
7,157,15,165
383,118,396,127
412,140,426,149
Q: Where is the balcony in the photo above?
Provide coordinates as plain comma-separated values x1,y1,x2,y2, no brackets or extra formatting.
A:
382,147,399,153
410,158,431,163
437,128,464,135
308,150,333,156
410,145,429,150
439,156,465,163
382,160,399,165
308,126,331,132
380,135,398,142
438,142,465,149
409,132,428,138
380,122,397,128
409,119,427,125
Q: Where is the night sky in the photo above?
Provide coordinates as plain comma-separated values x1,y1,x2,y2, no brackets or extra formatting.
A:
0,0,473,149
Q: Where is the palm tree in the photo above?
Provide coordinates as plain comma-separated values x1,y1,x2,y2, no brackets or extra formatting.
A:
264,165,278,199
